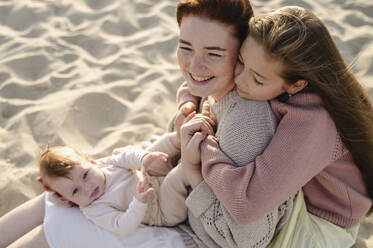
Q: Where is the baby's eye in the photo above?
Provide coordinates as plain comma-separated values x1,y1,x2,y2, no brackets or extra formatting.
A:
73,188,79,195
83,171,88,180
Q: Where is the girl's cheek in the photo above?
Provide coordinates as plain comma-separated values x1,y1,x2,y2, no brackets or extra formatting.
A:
234,63,243,77
234,70,245,86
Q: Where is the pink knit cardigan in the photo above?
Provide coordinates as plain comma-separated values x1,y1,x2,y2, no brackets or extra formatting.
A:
177,83,372,228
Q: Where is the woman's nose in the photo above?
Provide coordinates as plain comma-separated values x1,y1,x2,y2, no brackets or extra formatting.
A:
190,54,206,71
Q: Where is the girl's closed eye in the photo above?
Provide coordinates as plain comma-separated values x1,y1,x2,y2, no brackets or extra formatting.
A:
254,76,264,86
237,55,244,65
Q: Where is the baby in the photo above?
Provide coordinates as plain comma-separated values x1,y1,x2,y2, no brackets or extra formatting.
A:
38,134,188,236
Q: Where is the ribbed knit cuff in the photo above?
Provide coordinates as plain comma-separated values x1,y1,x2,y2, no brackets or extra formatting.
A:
186,181,215,217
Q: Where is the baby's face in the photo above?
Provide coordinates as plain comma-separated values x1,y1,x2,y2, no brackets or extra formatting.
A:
45,161,106,207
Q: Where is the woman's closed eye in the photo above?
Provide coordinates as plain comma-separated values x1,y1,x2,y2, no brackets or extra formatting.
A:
208,52,222,57
179,46,192,51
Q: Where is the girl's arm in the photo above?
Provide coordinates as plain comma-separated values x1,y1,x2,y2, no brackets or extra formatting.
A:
176,82,200,109
201,95,339,225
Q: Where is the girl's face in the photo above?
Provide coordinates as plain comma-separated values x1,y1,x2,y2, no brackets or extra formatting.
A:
177,15,240,101
234,36,289,101
45,161,105,207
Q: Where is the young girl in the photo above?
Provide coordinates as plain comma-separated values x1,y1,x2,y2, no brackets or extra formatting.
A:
179,6,373,247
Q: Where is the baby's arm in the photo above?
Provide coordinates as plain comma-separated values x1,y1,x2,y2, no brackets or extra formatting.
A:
82,178,153,236
95,146,146,170
144,132,181,176
82,198,148,236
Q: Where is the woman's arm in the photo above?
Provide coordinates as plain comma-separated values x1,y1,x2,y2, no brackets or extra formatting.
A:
179,111,215,188
201,95,339,225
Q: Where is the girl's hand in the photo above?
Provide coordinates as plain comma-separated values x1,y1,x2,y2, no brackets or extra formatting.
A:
141,151,168,174
200,101,216,122
135,176,154,203
174,102,197,140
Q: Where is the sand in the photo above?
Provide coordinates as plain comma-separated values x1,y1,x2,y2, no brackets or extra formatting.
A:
0,0,372,247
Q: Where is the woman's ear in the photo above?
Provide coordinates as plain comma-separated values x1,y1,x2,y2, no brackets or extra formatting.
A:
287,80,308,95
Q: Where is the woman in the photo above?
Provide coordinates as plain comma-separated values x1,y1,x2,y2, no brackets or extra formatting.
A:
169,1,294,247
179,6,373,247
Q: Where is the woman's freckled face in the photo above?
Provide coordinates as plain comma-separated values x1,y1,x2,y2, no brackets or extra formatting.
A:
177,15,240,101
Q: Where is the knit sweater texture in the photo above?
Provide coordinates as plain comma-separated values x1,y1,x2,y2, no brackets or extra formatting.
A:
184,90,293,248
177,84,371,228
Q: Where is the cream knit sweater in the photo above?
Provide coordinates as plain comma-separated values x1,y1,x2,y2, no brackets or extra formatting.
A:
185,91,293,248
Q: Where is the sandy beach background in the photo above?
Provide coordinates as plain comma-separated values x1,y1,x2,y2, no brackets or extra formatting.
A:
0,0,372,247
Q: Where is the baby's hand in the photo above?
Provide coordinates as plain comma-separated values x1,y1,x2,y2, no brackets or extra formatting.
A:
135,176,154,203
52,192,77,207
141,151,168,174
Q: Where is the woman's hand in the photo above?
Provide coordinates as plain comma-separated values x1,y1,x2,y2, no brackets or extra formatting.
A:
180,102,216,163
180,115,214,165
180,109,215,188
